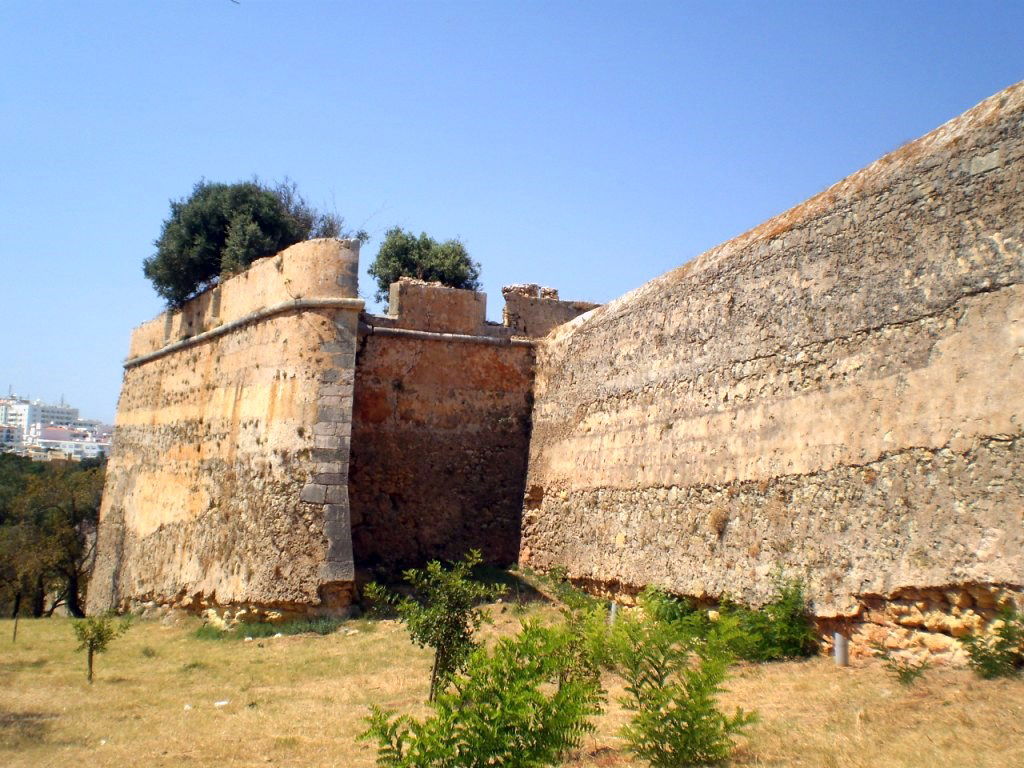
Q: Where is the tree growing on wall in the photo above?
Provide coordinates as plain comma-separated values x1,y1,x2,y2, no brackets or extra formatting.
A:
368,226,482,304
143,179,367,307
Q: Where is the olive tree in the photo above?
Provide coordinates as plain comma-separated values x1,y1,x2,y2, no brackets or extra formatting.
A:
368,226,481,303
143,179,365,307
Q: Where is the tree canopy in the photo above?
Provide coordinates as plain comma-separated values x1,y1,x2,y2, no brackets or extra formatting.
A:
143,179,364,307
0,456,105,619
368,227,482,303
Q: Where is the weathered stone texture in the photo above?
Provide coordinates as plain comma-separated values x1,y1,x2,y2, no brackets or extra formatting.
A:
502,284,600,338
349,316,535,575
387,278,488,335
521,84,1024,637
87,240,363,617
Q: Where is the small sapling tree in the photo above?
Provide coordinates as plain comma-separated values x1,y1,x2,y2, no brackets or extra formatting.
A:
72,614,132,683
611,605,755,767
364,550,504,700
361,622,604,768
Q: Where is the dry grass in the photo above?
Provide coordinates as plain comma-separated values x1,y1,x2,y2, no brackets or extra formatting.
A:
2,608,1023,768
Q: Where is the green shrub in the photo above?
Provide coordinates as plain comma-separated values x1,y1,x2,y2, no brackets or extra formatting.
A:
639,586,713,641
364,550,505,700
71,614,132,683
361,622,603,768
612,614,755,767
873,646,930,686
144,179,366,307
717,578,818,662
368,227,481,304
962,605,1024,679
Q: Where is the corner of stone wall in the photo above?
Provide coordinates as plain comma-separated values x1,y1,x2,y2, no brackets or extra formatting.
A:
300,275,361,602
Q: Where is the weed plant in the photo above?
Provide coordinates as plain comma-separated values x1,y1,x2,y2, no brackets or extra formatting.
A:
962,605,1024,679
873,646,930,686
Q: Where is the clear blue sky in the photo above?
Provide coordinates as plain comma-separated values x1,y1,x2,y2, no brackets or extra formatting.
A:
2,1,1022,422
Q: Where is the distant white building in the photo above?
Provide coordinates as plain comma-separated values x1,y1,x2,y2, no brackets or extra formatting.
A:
0,395,111,460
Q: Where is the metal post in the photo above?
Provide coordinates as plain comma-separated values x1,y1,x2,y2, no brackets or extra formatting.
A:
834,632,850,666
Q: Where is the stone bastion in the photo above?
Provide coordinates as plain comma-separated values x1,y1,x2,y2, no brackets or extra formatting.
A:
90,82,1023,660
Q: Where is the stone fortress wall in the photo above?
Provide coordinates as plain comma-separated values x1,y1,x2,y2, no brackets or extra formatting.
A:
88,253,593,617
521,83,1024,659
87,240,365,619
349,280,538,575
90,83,1023,660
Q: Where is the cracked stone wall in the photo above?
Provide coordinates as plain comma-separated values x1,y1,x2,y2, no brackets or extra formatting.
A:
87,239,363,618
521,84,1024,657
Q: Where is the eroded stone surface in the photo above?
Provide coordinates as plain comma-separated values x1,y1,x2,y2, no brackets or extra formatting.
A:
87,240,363,617
521,83,1024,652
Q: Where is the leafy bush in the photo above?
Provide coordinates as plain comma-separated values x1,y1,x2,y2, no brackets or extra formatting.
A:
873,646,930,686
361,622,603,768
717,578,818,662
144,179,366,307
368,226,481,303
636,579,816,663
611,613,755,767
72,614,132,683
638,586,714,641
364,550,505,700
962,605,1024,679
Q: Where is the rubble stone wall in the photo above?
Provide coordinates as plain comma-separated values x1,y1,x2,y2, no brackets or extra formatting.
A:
87,239,363,619
349,297,536,576
521,84,1024,658
502,284,600,338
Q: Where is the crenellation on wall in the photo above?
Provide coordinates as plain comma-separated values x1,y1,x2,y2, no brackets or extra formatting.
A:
386,277,489,335
502,283,600,338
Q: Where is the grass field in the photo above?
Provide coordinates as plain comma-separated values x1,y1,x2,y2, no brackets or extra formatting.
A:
2,602,1023,768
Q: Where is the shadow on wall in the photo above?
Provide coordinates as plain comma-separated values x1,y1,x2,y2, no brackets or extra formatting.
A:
347,321,534,578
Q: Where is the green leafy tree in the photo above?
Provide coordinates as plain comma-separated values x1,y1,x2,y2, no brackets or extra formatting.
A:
72,614,131,683
0,458,104,627
368,226,481,303
364,550,504,700
611,612,755,767
143,179,365,307
361,622,603,768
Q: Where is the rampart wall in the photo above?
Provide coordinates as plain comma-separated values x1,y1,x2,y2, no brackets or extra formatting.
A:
88,240,363,619
521,84,1024,659
349,282,536,574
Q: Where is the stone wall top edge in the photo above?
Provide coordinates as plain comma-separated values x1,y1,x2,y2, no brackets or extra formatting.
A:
127,238,361,357
541,80,1024,341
